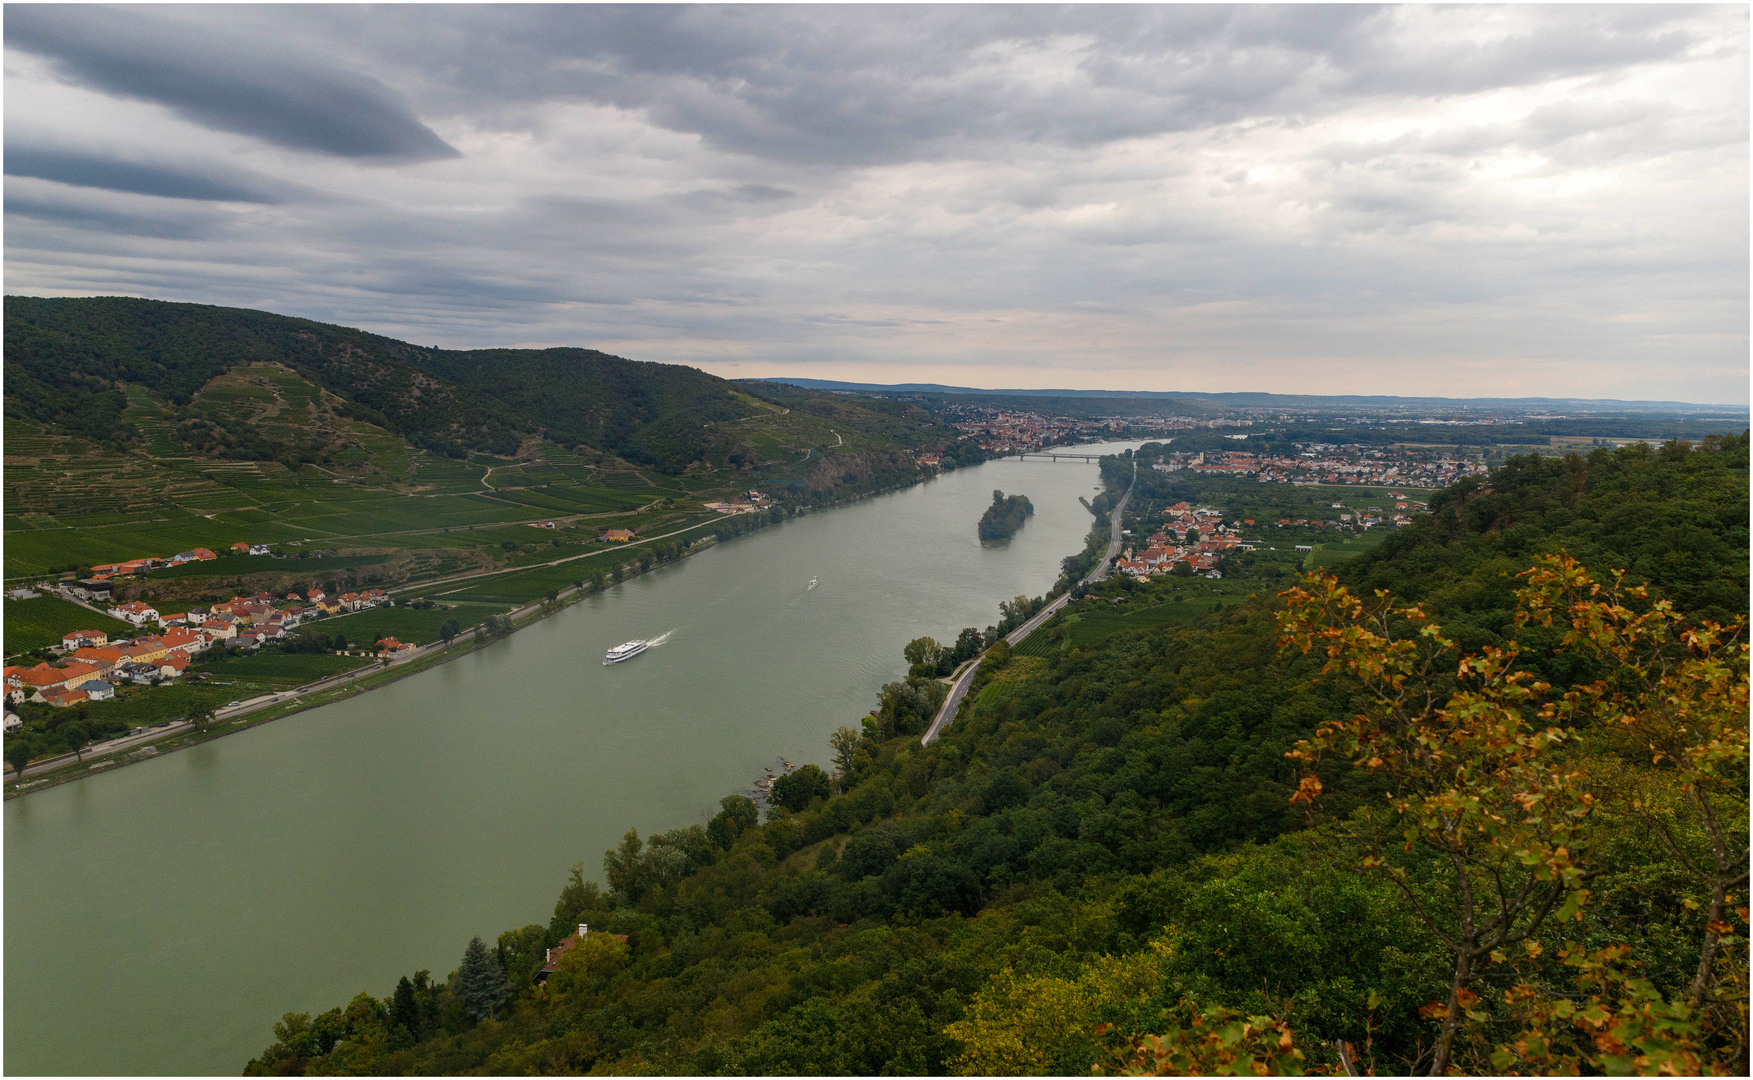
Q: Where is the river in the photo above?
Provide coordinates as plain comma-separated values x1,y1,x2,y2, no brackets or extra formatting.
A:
4,442,1139,1075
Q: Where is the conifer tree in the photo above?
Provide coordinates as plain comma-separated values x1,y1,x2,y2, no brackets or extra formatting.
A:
453,936,510,1023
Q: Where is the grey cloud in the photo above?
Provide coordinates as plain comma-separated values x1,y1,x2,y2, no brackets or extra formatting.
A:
4,145,286,203
321,5,1712,168
5,189,219,240
6,5,457,161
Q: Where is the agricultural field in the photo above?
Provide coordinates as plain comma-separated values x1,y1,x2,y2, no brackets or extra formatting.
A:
3,594,133,656
316,601,506,647
191,650,374,688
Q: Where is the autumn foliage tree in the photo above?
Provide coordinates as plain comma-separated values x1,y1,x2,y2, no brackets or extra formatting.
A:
1277,553,1747,1076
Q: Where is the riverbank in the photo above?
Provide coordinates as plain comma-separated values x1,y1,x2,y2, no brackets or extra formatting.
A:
2,465,955,799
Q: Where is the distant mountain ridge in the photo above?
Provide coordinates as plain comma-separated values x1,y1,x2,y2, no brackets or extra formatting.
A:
747,376,1746,415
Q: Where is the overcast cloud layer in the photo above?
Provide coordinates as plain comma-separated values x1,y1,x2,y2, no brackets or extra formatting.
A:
5,4,1747,402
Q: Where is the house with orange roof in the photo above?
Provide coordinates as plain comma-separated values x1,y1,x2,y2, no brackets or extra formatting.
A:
22,661,105,698
71,646,127,674
159,627,207,654
38,687,91,708
61,629,110,650
376,637,415,657
3,666,27,702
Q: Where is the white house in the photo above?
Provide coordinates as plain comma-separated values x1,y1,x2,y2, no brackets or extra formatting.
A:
76,680,117,702
107,601,159,626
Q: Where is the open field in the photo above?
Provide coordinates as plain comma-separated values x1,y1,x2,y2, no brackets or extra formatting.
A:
316,602,506,646
3,594,134,655
191,650,374,687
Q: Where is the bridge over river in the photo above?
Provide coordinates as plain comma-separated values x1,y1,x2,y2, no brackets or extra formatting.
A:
1014,450,1109,462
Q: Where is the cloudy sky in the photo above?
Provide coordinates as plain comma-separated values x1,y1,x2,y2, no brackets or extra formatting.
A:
5,4,1747,403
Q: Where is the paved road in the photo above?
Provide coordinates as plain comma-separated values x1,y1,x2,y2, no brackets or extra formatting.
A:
922,461,1134,746
401,516,726,597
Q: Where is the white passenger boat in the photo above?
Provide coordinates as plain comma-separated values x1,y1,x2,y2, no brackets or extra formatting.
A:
603,640,649,665
807,576,818,590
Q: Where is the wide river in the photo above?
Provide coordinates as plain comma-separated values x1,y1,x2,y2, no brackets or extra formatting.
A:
4,442,1139,1075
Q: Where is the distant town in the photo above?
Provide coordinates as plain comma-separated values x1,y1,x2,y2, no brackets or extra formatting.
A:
1150,445,1489,488
944,404,1249,453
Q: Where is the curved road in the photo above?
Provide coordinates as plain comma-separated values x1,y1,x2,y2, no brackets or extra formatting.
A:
922,460,1134,746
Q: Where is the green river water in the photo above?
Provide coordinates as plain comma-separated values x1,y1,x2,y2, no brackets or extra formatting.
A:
4,443,1139,1075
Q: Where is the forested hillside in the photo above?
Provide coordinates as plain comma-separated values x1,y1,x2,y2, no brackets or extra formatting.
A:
4,297,966,473
248,436,1748,1076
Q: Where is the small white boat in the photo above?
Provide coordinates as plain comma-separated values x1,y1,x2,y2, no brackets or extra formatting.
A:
807,576,818,590
603,640,649,665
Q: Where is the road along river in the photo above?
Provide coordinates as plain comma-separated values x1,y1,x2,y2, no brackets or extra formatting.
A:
4,442,1140,1075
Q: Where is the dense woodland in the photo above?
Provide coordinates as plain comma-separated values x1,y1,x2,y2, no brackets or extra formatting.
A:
245,435,1749,1076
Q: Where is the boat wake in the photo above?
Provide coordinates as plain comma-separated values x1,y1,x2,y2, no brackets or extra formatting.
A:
647,630,676,648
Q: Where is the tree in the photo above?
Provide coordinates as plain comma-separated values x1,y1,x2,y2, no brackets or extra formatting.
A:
453,935,511,1023
6,739,32,778
547,930,629,996
771,764,832,813
439,619,460,646
708,794,759,849
389,975,420,1043
945,953,1161,1075
189,702,215,732
1279,565,1600,1076
829,726,861,787
603,829,646,901
903,636,943,678
1518,555,1749,1009
64,721,88,763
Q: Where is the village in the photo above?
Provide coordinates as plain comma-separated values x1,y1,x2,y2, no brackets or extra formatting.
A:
5,536,398,715
1112,501,1244,580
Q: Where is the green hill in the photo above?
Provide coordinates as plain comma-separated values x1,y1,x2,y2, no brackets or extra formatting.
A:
4,296,967,475
243,435,1749,1076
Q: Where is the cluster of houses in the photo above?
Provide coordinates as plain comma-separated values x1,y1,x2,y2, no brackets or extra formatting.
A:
4,586,397,710
702,491,773,515
65,541,281,602
1153,446,1487,489
1114,502,1244,579
5,625,205,708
